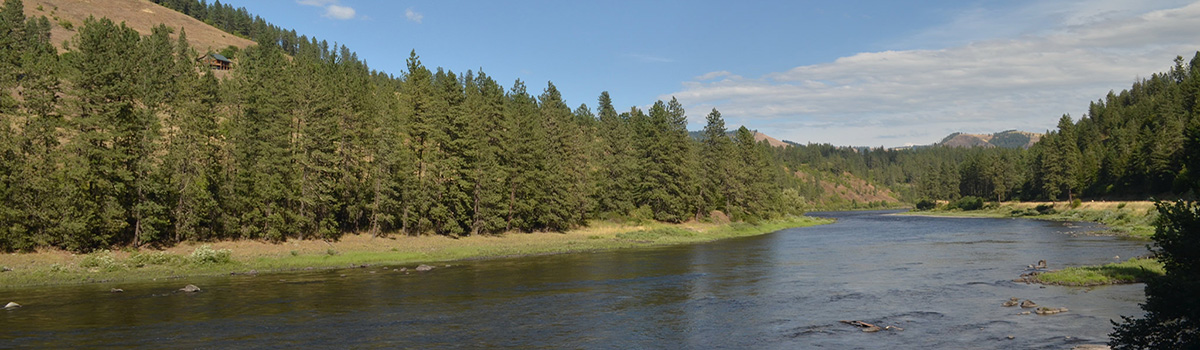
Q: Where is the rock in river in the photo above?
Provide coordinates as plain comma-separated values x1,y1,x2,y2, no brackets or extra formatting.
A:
1035,306,1069,315
4,302,20,310
1002,297,1019,307
415,264,434,272
179,284,201,293
1020,300,1038,308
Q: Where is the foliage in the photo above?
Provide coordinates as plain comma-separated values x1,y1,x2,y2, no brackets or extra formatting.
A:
915,198,937,211
614,227,698,241
1111,200,1200,349
948,196,983,211
189,245,232,265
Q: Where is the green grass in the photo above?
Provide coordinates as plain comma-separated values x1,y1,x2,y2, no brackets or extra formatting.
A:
901,201,1157,239
0,216,834,289
1035,257,1165,286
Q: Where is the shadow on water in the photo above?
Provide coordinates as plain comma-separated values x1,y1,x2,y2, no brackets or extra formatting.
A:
1,210,1147,349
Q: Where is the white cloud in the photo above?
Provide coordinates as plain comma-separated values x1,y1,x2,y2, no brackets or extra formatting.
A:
296,0,357,20
324,4,356,20
405,8,423,23
667,1,1200,147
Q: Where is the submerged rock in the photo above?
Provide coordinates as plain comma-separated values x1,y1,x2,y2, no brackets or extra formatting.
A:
179,284,201,293
4,302,20,309
1002,297,1019,307
110,288,124,293
1020,300,1038,308
415,264,434,272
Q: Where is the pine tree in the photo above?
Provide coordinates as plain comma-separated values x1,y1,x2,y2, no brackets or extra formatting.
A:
700,108,734,213
593,91,636,216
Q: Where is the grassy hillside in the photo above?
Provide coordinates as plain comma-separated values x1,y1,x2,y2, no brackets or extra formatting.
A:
22,0,254,53
938,130,1042,149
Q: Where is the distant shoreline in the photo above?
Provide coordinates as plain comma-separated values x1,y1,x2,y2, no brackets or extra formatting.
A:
894,200,1156,239
0,216,834,289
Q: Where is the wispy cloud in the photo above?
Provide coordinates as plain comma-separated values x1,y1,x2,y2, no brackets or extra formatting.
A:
296,0,357,20
405,8,424,24
624,53,675,63
666,1,1200,147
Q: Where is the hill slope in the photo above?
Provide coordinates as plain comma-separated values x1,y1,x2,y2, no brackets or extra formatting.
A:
23,0,254,53
939,130,1042,149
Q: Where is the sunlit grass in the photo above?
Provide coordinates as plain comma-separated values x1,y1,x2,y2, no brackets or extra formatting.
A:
1035,257,1164,286
0,216,833,289
900,201,1157,239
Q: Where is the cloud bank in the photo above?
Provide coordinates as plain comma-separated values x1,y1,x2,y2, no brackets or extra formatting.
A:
667,1,1200,147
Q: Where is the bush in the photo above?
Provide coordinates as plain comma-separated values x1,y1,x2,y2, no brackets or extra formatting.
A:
1035,204,1057,215
1071,198,1082,209
190,245,233,265
949,196,983,211
79,250,122,271
915,198,937,211
1117,202,1127,209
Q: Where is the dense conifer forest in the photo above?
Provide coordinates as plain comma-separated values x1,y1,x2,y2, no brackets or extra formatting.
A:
0,0,794,252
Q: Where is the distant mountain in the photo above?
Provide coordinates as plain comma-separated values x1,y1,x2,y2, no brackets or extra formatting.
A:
687,129,788,147
938,130,1042,149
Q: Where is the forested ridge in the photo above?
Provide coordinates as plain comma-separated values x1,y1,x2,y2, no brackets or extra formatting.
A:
0,0,796,252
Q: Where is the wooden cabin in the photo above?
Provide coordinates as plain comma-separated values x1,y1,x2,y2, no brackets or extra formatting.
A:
199,53,232,70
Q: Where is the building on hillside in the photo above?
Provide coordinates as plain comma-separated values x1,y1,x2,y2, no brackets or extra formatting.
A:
199,53,232,70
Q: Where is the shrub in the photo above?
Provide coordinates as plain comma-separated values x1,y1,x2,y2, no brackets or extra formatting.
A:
915,198,937,211
1117,202,1127,209
79,250,123,272
1070,198,1082,209
949,196,983,211
1035,204,1057,215
190,245,233,265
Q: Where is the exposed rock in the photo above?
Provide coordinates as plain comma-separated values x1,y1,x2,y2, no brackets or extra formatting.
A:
1020,300,1037,308
110,288,124,293
4,302,20,309
839,320,901,333
1036,260,1048,269
415,264,434,272
1019,311,1031,315
399,267,407,272
1035,307,1069,315
179,284,201,293
1002,297,1019,307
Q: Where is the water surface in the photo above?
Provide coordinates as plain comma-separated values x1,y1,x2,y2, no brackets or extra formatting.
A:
0,210,1148,349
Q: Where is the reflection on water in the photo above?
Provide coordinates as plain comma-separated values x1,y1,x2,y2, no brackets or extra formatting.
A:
0,210,1148,349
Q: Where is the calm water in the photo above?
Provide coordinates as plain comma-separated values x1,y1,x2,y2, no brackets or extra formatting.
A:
1,211,1150,349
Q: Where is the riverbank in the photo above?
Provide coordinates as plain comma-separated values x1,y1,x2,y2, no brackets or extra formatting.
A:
899,201,1157,239
1033,257,1164,286
0,216,833,289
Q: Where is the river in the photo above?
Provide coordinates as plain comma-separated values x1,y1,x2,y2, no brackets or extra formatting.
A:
0,210,1149,349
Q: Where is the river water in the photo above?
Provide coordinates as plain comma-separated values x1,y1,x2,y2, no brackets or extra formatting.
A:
1,210,1150,349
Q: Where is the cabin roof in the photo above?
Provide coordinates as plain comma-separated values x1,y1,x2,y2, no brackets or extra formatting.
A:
210,53,231,63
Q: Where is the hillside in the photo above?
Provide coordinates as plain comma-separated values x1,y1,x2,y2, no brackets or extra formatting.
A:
689,129,789,148
938,130,1042,149
22,0,254,53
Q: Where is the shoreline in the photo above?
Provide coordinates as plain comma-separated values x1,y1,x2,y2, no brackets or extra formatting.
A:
895,201,1157,239
0,216,834,289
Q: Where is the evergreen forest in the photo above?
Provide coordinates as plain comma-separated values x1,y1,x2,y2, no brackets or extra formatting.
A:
0,0,794,252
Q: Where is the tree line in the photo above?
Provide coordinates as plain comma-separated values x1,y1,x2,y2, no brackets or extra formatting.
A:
0,0,793,252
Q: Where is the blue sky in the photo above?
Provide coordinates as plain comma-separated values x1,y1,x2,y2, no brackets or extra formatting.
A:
219,0,1200,147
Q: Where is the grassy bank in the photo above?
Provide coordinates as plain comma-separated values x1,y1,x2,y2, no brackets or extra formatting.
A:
0,216,833,289
901,201,1157,239
1034,257,1164,286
